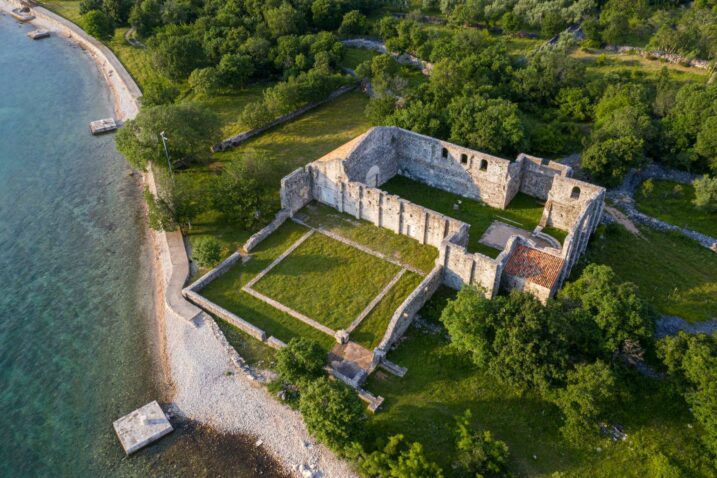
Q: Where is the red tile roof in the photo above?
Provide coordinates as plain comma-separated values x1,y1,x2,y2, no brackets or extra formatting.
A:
504,245,563,289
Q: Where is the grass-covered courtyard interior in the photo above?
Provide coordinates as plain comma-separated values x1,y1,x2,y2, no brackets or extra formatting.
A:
201,203,436,352
380,175,568,257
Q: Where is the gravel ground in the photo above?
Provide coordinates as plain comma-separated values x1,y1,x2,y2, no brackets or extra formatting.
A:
163,310,358,478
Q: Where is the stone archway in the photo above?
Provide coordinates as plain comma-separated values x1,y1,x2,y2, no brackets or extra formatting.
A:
366,165,380,187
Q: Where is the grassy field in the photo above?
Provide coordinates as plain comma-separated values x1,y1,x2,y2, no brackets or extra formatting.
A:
380,175,552,254
340,47,379,70
252,232,402,331
201,221,336,350
579,223,717,323
574,49,709,84
295,202,438,273
364,289,712,478
635,179,717,239
41,0,81,24
351,271,423,350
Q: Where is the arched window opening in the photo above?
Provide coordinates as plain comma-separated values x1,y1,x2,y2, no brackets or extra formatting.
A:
460,153,468,165
442,147,448,158
570,186,581,199
479,159,488,171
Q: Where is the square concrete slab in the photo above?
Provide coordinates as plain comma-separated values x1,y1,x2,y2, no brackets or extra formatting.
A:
113,401,173,454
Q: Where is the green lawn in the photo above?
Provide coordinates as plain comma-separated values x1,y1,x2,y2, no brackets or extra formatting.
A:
107,27,167,91
252,233,401,331
295,202,438,273
579,223,717,323
364,289,712,478
634,179,717,239
380,175,551,254
351,271,423,350
200,221,336,350
215,318,276,367
340,47,379,70
187,84,271,138
574,49,709,84
41,0,81,24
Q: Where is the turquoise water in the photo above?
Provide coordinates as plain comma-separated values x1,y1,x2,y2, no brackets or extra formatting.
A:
0,15,286,477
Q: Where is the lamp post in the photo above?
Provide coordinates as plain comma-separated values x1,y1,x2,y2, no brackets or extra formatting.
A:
159,131,173,181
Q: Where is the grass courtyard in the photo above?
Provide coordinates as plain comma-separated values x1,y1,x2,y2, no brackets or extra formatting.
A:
363,289,713,478
380,175,552,257
635,179,717,239
251,232,402,332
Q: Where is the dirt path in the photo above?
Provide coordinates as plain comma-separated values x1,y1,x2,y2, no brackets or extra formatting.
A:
604,206,642,237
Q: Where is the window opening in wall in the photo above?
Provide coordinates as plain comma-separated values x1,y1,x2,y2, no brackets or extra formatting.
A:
460,153,468,164
442,147,448,158
571,186,581,199
479,159,488,171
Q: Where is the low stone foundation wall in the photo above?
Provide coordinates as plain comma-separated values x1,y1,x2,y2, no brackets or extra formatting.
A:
604,45,713,71
212,84,357,153
186,251,244,292
184,290,268,342
244,209,291,252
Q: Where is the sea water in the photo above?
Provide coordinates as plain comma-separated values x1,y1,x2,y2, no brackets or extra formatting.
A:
0,14,284,477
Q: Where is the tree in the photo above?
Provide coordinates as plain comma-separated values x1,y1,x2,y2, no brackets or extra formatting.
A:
129,0,163,37
581,136,645,187
265,2,304,38
454,410,510,477
192,237,222,267
218,54,255,89
553,361,616,446
81,9,114,41
140,78,179,106
358,435,444,478
115,104,221,170
298,378,366,453
657,332,717,458
695,116,717,173
79,0,102,16
560,264,654,356
149,26,207,80
557,87,592,122
311,0,344,30
692,175,717,212
339,10,367,36
275,338,326,384
441,287,570,392
448,95,525,156
144,188,176,231
188,67,222,96
102,0,132,25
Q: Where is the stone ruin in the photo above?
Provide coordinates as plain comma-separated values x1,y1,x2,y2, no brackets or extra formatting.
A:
280,126,605,358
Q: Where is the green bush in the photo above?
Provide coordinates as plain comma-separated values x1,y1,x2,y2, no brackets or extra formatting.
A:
192,237,222,268
356,434,444,478
81,10,114,41
298,378,366,453
275,338,326,384
454,410,510,477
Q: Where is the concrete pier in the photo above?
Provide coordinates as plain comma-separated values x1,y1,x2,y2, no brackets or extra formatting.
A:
113,401,173,454
89,118,117,134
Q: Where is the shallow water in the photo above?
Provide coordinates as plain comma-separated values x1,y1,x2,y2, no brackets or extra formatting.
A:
0,14,286,477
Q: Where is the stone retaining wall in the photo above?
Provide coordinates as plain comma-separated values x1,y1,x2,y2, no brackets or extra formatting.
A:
212,84,357,153
184,290,268,342
185,251,244,292
244,209,291,252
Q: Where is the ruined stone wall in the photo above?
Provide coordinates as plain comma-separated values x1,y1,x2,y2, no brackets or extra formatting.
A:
438,231,502,297
518,154,573,201
557,188,605,285
500,274,552,303
280,168,312,214
341,127,399,187
311,176,464,249
392,128,516,209
544,176,605,231
376,264,443,352
244,209,291,252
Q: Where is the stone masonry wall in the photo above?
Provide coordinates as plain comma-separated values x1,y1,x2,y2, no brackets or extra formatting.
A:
377,264,443,352
518,154,573,201
280,167,312,214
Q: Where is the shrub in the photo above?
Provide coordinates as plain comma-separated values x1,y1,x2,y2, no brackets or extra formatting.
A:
188,67,221,96
298,378,366,453
192,237,222,267
454,410,510,477
275,338,326,384
357,434,444,478
140,78,179,106
692,175,717,212
81,10,114,41
640,179,654,198
339,10,367,36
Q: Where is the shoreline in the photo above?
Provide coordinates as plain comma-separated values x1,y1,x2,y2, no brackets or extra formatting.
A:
0,2,356,476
